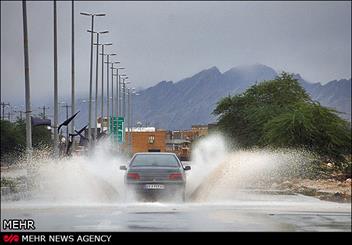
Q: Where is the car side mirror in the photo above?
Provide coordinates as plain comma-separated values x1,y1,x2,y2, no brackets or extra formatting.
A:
184,166,191,171
120,165,127,171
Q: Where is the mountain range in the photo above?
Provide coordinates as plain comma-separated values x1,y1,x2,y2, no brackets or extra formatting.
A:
18,64,350,131
132,64,351,130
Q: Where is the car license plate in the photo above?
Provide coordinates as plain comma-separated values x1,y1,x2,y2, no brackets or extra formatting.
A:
144,184,165,190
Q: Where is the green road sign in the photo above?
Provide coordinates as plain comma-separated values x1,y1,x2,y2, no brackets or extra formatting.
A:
109,116,118,136
113,117,118,134
117,116,124,143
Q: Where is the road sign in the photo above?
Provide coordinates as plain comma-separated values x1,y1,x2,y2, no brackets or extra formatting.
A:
109,116,118,134
117,116,124,143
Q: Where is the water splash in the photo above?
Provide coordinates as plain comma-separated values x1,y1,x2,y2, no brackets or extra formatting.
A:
2,138,128,205
2,133,313,205
187,133,313,202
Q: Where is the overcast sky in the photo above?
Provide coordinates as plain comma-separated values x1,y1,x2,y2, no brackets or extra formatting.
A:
1,1,351,106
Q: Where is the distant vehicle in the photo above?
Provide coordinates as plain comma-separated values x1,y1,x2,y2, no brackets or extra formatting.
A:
120,152,191,202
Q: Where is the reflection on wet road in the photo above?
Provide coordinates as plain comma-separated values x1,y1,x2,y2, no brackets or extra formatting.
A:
2,192,351,232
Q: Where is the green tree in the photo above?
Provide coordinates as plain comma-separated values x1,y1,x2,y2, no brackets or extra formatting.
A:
213,72,351,163
262,102,351,162
15,119,52,149
1,119,52,163
0,120,25,160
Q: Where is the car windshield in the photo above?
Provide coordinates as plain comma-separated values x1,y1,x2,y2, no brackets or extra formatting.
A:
130,154,180,167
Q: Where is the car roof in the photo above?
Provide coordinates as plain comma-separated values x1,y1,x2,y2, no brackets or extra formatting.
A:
133,152,177,156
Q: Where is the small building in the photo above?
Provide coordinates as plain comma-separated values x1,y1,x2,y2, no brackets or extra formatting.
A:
125,128,167,154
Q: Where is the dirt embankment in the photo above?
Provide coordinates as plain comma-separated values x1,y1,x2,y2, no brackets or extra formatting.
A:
272,178,351,203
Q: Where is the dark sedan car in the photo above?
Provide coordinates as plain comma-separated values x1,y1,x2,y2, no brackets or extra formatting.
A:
120,152,191,202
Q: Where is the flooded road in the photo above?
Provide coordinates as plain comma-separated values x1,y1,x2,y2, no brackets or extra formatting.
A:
1,135,351,231
1,191,351,231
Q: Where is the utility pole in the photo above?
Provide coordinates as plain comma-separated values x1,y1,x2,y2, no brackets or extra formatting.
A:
71,0,75,135
53,0,59,157
39,106,49,119
22,0,32,160
1,102,10,120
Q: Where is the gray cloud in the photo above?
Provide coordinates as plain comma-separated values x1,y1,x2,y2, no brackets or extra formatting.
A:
1,1,351,107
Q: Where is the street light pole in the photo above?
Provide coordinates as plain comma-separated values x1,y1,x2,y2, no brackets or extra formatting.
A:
80,12,106,146
114,67,124,117
130,90,139,154
106,57,110,131
122,78,126,118
70,0,75,136
128,88,131,154
88,14,94,144
118,74,127,118
103,53,116,132
121,77,129,118
118,76,122,115
90,31,108,140
22,0,32,160
96,43,112,126
112,69,119,117
94,33,100,141
110,62,120,118
53,0,59,157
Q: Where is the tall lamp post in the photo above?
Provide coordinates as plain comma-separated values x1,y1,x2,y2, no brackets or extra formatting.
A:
121,77,130,118
80,11,106,146
70,0,75,136
118,74,127,115
129,89,139,154
112,67,125,117
89,30,108,140
53,0,59,156
95,43,112,124
103,53,116,132
110,61,120,119
127,88,131,153
22,0,32,160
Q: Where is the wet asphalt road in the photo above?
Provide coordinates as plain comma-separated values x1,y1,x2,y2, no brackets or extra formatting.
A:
1,193,351,232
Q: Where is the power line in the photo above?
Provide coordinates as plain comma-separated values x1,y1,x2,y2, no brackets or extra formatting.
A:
38,106,50,119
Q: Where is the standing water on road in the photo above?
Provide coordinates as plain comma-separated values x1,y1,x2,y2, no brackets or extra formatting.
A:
1,134,350,232
2,133,316,205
